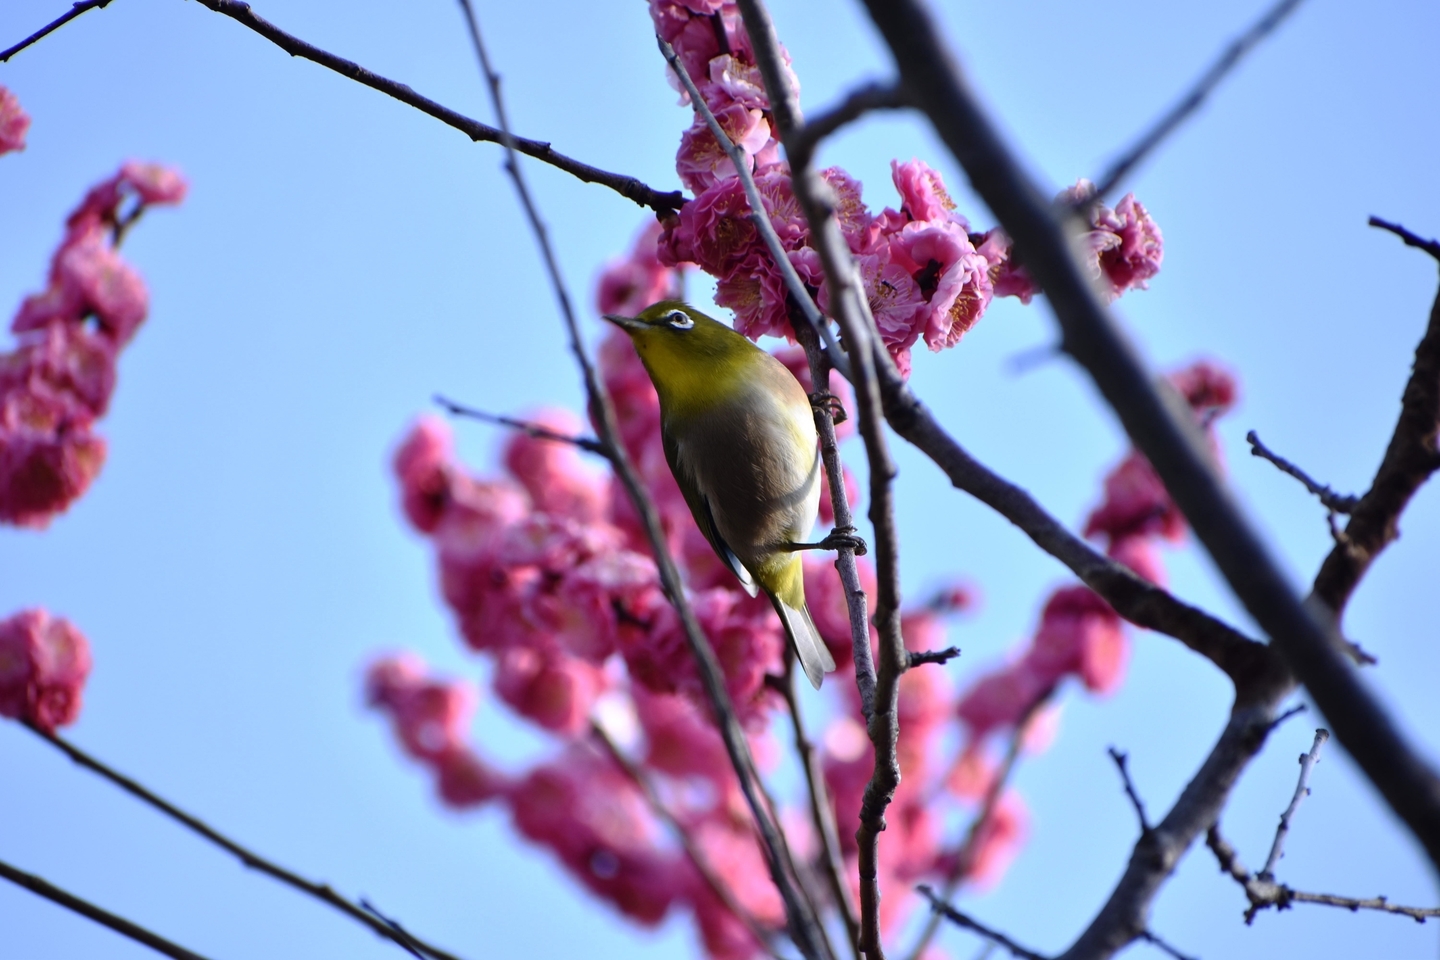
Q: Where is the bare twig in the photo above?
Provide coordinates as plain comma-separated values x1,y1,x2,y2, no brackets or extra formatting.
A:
1090,0,1310,198
904,694,1046,960
1206,824,1440,924
778,661,861,957
358,901,427,960
1108,748,1153,836
1246,431,1359,514
24,724,462,960
861,0,1440,877
589,722,787,960
0,0,115,62
433,394,605,453
1259,728,1329,880
453,6,827,958
1136,931,1197,960
907,646,961,668
181,0,680,214
788,81,907,171
916,886,1049,960
0,856,212,960
735,7,910,958
1312,218,1440,616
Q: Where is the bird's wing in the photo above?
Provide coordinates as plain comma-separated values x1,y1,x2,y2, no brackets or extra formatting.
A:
663,431,759,597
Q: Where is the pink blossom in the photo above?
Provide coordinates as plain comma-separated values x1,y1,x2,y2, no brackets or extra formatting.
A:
1083,451,1184,544
705,54,770,111
1024,586,1127,694
0,87,30,156
365,653,476,761
14,223,149,345
977,228,1039,304
663,176,764,275
822,167,873,253
119,161,189,206
686,814,786,940
714,253,790,341
955,660,1051,739
633,687,732,784
433,744,510,809
803,555,877,672
961,792,1027,889
822,715,872,855
0,389,108,529
503,408,607,523
0,609,92,731
1095,194,1163,295
753,168,808,248
887,219,992,351
596,221,684,318
392,417,455,533
493,646,604,736
675,104,772,194
510,745,679,925
946,741,997,801
891,159,959,224
1,324,118,420
1169,360,1237,417
850,246,926,376
1108,535,1166,586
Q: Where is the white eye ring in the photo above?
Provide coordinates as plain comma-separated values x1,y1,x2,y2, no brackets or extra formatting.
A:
664,309,694,330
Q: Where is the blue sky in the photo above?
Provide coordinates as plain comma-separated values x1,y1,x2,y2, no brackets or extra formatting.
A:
1,0,1437,958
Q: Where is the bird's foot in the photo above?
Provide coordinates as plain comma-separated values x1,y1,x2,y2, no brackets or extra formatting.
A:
783,526,868,556
808,390,848,425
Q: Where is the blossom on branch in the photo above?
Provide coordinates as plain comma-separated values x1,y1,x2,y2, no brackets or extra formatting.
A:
0,87,30,156
0,609,92,732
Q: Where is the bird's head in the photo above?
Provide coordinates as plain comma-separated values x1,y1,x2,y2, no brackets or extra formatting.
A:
603,301,761,405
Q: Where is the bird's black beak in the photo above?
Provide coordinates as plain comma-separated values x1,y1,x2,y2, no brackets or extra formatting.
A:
602,313,646,332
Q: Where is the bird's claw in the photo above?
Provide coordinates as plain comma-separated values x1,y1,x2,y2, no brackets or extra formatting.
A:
808,390,848,425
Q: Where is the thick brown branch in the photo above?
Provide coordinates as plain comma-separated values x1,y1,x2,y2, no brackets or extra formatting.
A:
1311,218,1440,615
0,856,213,960
0,0,115,62
788,82,907,172
26,724,462,960
185,0,681,213
860,0,1440,878
453,7,826,958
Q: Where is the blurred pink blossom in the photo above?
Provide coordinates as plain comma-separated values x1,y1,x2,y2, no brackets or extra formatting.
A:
596,221,684,318
0,608,92,732
0,87,30,155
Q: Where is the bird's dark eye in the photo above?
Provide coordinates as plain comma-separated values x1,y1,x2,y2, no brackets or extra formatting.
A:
664,309,694,330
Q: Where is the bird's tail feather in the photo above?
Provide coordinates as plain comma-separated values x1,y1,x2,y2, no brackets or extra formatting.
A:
771,595,835,690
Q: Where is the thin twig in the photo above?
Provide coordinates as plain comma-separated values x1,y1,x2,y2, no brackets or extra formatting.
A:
1136,931,1197,960
24,724,462,960
1108,748,1152,836
1258,728,1330,880
433,394,605,453
358,901,427,960
788,81,907,172
1313,219,1440,616
916,886,1049,960
656,35,849,377
453,6,827,958
1206,824,1440,924
904,694,1045,960
779,660,862,957
183,0,680,214
0,0,115,62
735,8,911,959
589,723,787,960
861,0,1440,879
1246,431,1359,513
1091,0,1310,198
907,646,961,669
0,856,212,960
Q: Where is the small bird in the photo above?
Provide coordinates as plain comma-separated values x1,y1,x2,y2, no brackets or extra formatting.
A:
604,300,837,688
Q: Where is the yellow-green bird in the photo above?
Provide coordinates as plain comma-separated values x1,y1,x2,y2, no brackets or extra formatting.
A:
604,300,837,688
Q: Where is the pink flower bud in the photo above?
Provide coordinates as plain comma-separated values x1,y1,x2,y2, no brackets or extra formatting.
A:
0,609,92,731
434,745,510,808
392,416,455,533
364,652,476,761
493,646,603,737
0,390,108,528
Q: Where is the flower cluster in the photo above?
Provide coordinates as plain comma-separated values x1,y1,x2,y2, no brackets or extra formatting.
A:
1,108,187,527
648,5,1164,378
0,608,92,733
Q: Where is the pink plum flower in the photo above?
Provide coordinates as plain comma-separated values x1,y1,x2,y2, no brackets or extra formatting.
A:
596,221,684,318
0,87,30,156
891,159,960,224
675,104,772,194
0,609,92,732
502,408,608,524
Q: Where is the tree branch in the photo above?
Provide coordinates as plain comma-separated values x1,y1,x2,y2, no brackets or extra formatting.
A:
180,0,681,214
1090,0,1310,199
0,0,115,63
1259,728,1329,881
0,855,213,960
1246,430,1360,515
23,724,463,960
859,0,1440,876
787,81,907,173
433,394,606,454
1311,218,1440,616
1108,747,1153,837
452,5,828,957
916,886,1048,960
735,7,911,958
1206,824,1440,924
